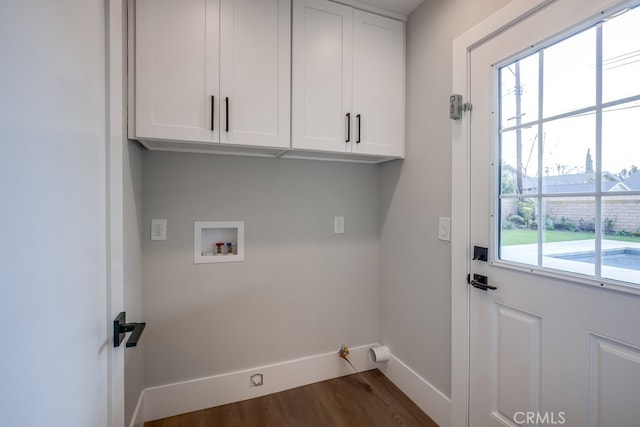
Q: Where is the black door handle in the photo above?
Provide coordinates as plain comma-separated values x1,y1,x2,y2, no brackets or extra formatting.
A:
356,114,361,143
470,280,497,291
467,273,497,291
114,312,146,348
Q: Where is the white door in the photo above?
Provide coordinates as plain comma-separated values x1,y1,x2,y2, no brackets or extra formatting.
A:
136,0,220,143
0,0,117,425
292,0,353,153
220,0,290,148
469,1,640,426
352,10,404,158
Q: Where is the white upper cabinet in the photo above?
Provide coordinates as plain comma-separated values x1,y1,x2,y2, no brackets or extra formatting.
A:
132,0,405,162
220,0,291,148
135,0,220,143
292,0,353,153
134,0,291,149
352,10,404,157
292,0,405,158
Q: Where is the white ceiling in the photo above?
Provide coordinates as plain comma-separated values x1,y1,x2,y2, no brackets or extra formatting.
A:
351,0,425,17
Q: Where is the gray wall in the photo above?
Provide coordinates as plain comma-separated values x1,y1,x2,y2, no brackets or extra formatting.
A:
141,152,380,386
138,0,513,401
124,140,144,424
379,0,510,398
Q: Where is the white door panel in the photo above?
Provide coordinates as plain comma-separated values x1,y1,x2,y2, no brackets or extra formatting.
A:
1,0,114,425
469,1,640,426
588,335,640,427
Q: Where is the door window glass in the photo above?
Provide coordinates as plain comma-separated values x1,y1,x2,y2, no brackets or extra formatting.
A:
498,5,640,286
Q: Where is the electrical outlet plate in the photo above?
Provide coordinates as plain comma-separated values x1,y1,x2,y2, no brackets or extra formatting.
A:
151,219,167,241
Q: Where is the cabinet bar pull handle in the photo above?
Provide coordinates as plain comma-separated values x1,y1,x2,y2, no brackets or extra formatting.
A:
225,97,229,132
356,114,361,143
211,95,216,130
346,113,351,142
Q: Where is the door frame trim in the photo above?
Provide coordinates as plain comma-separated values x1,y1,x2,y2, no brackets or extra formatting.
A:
450,2,556,426
107,0,126,426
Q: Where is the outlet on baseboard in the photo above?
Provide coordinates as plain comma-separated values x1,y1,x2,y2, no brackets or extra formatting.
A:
250,373,263,387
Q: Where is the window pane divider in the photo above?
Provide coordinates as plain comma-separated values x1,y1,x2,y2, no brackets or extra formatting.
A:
537,49,545,267
500,190,640,198
594,22,604,278
499,93,640,134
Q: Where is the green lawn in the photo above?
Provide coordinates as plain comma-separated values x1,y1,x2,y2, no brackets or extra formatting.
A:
502,229,640,246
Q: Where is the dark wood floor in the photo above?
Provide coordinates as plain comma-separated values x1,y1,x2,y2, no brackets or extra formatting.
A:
145,369,438,427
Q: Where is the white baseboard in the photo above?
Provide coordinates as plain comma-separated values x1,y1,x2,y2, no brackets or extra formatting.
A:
141,344,378,422
378,354,452,427
136,344,452,426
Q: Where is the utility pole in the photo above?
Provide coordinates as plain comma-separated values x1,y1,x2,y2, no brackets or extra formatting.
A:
515,61,524,198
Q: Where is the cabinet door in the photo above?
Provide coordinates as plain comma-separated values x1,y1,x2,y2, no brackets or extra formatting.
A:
352,10,404,157
135,0,219,143
220,0,290,148
292,0,353,152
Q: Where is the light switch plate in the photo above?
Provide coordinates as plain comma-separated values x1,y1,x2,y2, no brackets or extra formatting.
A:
334,216,344,234
438,217,451,241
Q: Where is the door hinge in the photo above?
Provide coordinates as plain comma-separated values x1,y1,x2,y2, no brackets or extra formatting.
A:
450,94,472,120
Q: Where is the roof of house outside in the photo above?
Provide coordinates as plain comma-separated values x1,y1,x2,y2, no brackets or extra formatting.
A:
623,171,640,190
503,167,640,193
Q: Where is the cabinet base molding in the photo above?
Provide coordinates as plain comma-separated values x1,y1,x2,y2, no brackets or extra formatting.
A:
137,138,403,164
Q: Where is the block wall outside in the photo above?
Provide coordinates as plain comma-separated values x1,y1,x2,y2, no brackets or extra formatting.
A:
501,196,640,233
